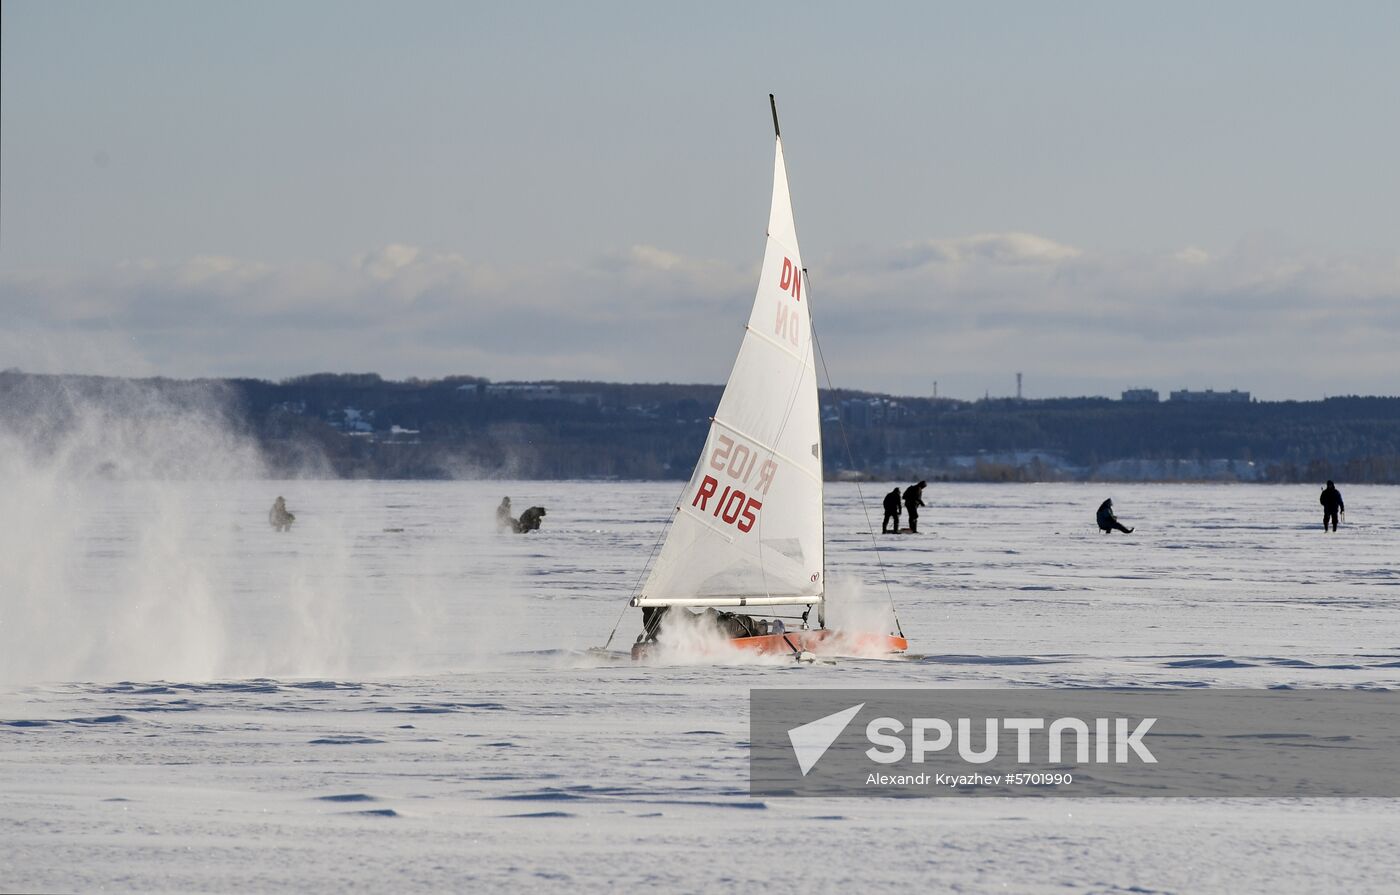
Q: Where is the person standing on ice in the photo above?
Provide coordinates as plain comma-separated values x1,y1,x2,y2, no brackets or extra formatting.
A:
881,487,902,534
902,481,927,533
268,496,295,532
1096,498,1133,534
1319,480,1344,532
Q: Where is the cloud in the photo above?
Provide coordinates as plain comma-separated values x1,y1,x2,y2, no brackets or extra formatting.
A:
356,243,421,279
2,234,1397,398
0,243,754,385
817,233,1400,397
866,232,1083,272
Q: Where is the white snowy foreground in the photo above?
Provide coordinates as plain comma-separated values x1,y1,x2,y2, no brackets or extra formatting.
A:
2,482,1398,893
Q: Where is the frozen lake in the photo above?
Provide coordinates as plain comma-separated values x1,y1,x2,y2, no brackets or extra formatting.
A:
3,482,1399,892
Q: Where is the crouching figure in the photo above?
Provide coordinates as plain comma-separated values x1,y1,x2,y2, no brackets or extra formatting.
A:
515,506,547,533
269,496,296,532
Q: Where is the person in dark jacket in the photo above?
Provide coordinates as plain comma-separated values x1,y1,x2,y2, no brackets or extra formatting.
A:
881,487,902,534
902,481,927,533
1097,498,1133,534
516,506,547,533
1319,480,1344,532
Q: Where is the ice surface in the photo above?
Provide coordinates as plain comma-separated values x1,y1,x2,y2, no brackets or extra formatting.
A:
2,482,1398,892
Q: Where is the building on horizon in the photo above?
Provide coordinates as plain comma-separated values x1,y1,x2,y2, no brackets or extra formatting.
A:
1121,388,1160,403
839,396,903,428
1169,388,1250,404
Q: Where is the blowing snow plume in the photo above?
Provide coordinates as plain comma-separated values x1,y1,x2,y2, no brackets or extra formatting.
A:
0,375,377,685
822,577,904,659
635,608,793,667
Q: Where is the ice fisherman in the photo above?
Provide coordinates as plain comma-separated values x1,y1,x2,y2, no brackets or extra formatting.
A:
269,496,295,532
496,496,515,532
902,481,927,533
1320,480,1345,532
881,487,902,534
1096,498,1133,534
516,506,547,533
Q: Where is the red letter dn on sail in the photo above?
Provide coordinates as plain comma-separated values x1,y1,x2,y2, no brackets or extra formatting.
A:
779,258,801,300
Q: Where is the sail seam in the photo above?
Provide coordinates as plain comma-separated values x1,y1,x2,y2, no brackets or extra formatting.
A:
709,417,822,484
765,232,800,258
743,324,814,368
674,503,739,543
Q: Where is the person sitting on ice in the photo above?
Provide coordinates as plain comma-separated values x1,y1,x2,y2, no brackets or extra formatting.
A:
515,506,547,533
495,496,515,532
1096,498,1133,534
269,496,296,532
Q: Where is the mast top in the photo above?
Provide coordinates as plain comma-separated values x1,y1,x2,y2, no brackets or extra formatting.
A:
769,94,780,138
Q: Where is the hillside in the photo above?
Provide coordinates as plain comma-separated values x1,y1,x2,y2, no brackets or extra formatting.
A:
3,370,1397,482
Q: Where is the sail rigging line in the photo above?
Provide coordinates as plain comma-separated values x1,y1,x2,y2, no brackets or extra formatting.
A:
801,264,829,628
805,268,906,638
600,477,692,650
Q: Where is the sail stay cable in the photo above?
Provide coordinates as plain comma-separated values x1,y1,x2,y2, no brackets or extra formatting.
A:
600,476,692,650
806,268,905,639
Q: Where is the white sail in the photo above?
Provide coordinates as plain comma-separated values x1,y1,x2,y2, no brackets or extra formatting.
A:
634,129,824,609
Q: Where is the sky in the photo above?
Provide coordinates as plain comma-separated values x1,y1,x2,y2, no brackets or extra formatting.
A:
2,0,1398,400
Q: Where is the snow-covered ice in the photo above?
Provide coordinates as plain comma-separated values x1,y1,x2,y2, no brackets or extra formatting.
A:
2,482,1398,892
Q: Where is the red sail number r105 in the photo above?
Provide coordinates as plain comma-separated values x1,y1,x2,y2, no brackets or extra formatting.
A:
693,475,762,533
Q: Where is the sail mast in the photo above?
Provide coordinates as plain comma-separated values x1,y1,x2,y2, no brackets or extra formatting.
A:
802,265,827,628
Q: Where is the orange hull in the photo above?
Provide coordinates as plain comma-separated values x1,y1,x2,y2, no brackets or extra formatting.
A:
630,629,908,661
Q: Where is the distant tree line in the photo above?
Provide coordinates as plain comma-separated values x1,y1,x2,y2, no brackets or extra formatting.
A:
3,370,1398,482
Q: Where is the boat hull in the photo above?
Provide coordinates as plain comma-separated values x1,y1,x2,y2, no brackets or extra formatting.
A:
630,628,908,661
